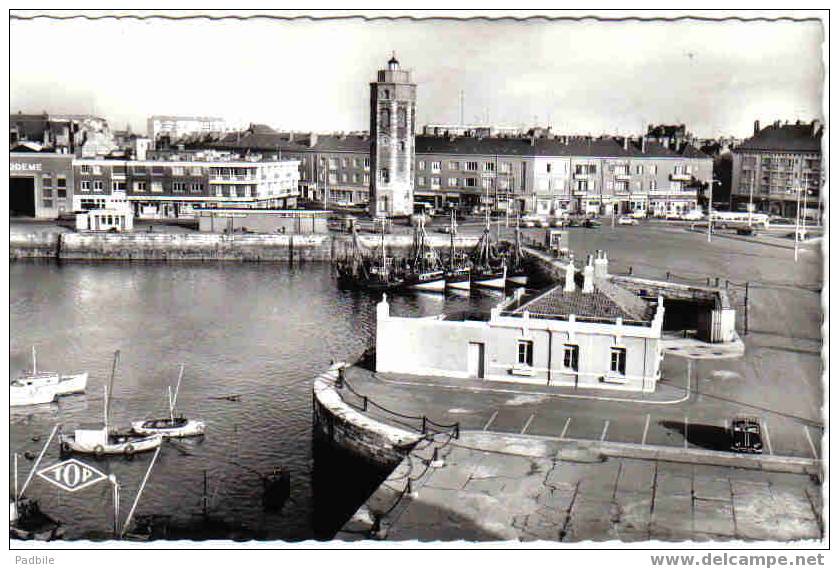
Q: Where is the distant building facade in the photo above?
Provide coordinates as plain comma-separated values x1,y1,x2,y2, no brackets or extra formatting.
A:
72,153,300,219
369,55,416,217
731,120,823,217
147,115,229,143
9,152,75,219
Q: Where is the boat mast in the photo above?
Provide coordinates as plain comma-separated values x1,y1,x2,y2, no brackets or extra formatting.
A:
32,346,37,374
449,211,456,271
106,350,120,432
170,364,185,420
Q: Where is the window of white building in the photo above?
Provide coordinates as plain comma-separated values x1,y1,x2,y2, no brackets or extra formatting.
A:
151,182,163,193
448,177,458,187
93,181,104,191
449,161,460,170
610,347,627,375
431,161,441,172
465,161,479,172
563,344,579,371
517,340,534,367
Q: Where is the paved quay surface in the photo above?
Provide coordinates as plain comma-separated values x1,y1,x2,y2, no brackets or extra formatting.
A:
339,432,822,542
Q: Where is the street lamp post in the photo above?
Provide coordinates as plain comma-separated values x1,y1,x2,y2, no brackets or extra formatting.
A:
794,184,801,263
707,178,720,243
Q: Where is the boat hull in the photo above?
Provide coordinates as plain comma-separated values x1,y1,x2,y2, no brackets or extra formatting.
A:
59,433,163,456
10,385,58,407
472,267,508,290
507,274,528,286
445,269,471,290
131,419,206,438
55,373,88,396
404,271,446,292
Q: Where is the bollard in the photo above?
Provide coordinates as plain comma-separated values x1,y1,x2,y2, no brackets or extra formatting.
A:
666,271,671,281
715,277,720,287
453,423,460,439
362,396,368,411
336,366,345,389
421,416,427,434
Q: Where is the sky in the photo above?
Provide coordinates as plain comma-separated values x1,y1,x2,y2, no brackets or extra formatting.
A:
9,15,825,138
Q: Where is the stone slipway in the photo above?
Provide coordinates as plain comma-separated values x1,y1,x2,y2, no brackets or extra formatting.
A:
337,431,823,543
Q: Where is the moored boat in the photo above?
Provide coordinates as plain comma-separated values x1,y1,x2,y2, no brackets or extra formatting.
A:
59,351,163,457
10,347,88,407
505,227,529,286
401,217,446,292
471,264,508,289
131,365,206,438
445,266,471,290
470,214,508,290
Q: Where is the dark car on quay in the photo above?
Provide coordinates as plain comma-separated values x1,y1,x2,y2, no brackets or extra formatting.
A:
730,417,763,454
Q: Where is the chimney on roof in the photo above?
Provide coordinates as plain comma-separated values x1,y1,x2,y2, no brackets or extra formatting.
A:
288,132,295,142
582,255,595,294
753,120,760,136
641,136,647,153
773,120,781,128
308,133,318,148
811,119,821,136
564,262,576,292
623,137,629,151
530,136,536,147
594,250,609,279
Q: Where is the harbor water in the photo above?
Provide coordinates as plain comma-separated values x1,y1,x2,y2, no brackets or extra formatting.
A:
9,261,503,540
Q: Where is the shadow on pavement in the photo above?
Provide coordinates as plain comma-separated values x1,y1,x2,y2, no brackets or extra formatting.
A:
659,420,730,452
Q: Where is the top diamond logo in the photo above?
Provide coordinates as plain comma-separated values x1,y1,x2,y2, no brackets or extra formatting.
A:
36,458,108,493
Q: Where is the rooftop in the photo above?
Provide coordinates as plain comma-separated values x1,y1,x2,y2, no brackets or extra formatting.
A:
513,279,652,324
736,122,822,153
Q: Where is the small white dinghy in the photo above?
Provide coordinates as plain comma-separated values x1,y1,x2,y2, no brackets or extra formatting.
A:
132,365,206,438
10,347,88,407
59,351,162,457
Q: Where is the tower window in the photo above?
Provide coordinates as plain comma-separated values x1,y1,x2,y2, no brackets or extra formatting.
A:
381,168,390,183
383,89,390,100
380,109,390,129
398,108,407,127
399,141,405,151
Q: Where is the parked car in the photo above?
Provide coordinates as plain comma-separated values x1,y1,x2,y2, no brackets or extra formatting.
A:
582,219,602,228
730,418,763,454
536,218,550,228
629,210,647,219
550,218,566,228
617,216,638,226
681,210,705,221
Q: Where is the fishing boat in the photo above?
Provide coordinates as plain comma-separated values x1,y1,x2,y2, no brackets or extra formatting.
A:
470,215,508,290
59,351,163,457
443,211,472,291
132,365,206,438
335,225,404,292
10,450,63,541
401,217,445,292
505,226,529,286
10,383,59,408
11,347,88,396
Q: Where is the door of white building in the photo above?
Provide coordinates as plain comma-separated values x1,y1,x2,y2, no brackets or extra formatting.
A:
467,342,485,379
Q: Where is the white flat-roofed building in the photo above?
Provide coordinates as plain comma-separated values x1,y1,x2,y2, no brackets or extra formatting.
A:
72,154,300,220
376,252,666,393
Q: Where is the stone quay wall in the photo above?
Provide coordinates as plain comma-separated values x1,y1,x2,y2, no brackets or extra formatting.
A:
9,232,479,263
312,363,421,469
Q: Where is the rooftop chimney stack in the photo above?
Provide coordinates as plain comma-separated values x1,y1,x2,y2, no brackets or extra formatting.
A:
594,250,609,279
754,120,760,136
582,255,595,293
564,262,576,292
308,133,318,148
812,119,821,136
641,136,647,153
623,137,629,151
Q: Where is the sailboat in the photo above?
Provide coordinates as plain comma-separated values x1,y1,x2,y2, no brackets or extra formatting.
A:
10,347,88,407
132,365,206,438
59,351,163,457
401,217,446,292
444,211,471,291
470,214,507,290
505,226,529,286
335,225,404,292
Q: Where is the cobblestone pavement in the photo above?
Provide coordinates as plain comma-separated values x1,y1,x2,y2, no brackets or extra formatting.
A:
342,433,822,543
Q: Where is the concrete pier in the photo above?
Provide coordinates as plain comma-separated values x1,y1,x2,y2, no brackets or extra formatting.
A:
9,231,479,262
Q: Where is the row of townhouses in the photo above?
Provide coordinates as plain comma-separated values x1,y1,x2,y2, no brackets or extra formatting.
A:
210,130,712,218
731,119,824,218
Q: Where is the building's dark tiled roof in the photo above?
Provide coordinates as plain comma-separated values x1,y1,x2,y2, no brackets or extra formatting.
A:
736,123,822,153
416,135,706,159
515,281,651,323
214,132,369,153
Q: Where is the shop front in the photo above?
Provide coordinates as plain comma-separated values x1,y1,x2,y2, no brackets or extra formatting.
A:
9,152,74,219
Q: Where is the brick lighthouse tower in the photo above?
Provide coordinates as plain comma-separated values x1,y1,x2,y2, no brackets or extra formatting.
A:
369,53,416,218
